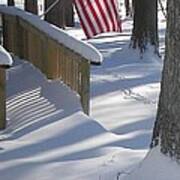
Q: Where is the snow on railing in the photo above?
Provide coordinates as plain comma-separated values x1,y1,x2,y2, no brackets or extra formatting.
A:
0,6,103,64
0,45,13,66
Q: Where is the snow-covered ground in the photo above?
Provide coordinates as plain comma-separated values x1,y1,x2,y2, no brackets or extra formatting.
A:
1,1,179,180
122,146,180,180
0,58,148,180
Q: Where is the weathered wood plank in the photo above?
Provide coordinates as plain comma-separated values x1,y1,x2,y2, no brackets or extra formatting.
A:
46,38,59,79
0,67,6,129
58,44,64,80
80,59,90,115
3,15,18,54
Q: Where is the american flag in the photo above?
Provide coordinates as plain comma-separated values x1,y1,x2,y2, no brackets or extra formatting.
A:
74,0,122,39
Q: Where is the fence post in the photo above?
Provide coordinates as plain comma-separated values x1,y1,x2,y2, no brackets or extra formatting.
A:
0,66,6,130
2,15,18,55
2,14,8,51
80,59,90,115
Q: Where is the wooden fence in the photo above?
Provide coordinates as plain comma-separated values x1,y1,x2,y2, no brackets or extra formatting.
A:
1,13,90,117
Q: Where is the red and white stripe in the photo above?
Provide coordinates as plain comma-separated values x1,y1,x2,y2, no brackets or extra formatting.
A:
74,0,122,39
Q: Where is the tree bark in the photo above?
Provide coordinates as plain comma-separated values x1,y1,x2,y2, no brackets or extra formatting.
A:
65,3,74,27
24,0,38,15
45,0,74,28
152,0,180,160
45,0,65,28
131,0,158,53
125,0,130,16
8,0,15,6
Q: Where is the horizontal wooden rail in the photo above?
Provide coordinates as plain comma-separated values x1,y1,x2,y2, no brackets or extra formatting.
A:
1,11,90,115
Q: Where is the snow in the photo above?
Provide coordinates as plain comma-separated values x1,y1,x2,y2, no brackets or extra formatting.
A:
0,5,103,63
0,45,13,66
0,58,146,180
1,1,179,180
122,146,180,180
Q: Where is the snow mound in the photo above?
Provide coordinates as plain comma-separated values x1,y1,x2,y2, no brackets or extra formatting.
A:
0,45,13,66
123,146,180,180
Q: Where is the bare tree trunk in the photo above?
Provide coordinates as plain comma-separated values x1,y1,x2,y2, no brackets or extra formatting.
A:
151,0,180,160
25,0,38,15
147,0,158,47
8,0,15,6
45,0,74,28
125,0,130,16
45,0,66,28
65,3,74,27
131,0,158,53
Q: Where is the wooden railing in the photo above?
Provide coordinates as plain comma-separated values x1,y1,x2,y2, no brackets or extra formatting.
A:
1,8,91,115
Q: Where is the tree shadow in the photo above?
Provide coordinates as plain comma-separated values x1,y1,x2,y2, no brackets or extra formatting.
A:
88,32,162,100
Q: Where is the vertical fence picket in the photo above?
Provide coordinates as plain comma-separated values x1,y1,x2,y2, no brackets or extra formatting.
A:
80,59,90,115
